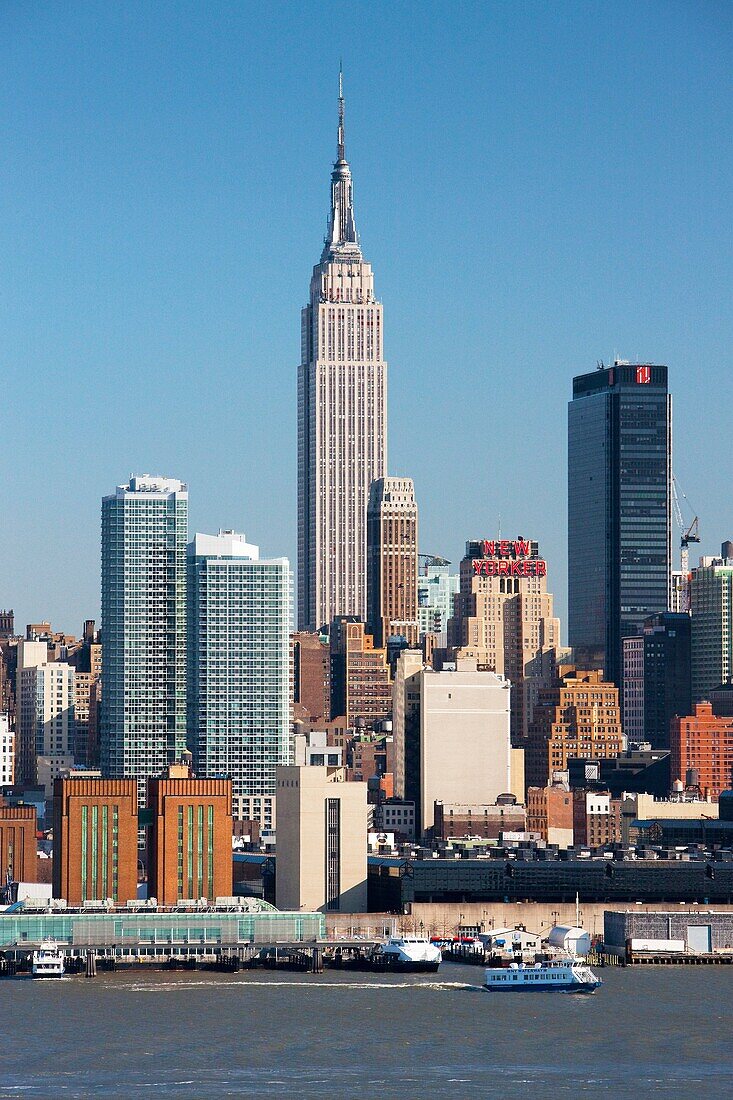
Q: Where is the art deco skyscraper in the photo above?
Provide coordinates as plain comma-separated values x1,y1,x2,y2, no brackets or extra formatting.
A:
298,76,387,632
367,477,419,647
447,538,561,742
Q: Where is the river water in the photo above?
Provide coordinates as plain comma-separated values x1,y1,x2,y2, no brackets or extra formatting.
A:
1,963,731,1097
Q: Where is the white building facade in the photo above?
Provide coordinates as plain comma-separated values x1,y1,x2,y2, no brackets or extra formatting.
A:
0,715,15,786
187,531,292,831
691,553,733,703
297,77,387,631
622,634,645,743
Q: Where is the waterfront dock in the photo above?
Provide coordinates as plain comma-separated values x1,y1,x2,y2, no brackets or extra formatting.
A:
0,937,384,977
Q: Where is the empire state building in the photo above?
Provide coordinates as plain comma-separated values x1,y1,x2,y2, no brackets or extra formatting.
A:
297,77,387,631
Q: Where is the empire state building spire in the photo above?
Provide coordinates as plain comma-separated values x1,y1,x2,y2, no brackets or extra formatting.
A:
298,75,387,633
321,68,360,261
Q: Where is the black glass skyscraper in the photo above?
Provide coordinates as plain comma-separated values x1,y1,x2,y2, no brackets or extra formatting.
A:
568,361,672,688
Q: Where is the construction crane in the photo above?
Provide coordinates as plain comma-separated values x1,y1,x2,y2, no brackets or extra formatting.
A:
672,477,700,611
418,553,451,573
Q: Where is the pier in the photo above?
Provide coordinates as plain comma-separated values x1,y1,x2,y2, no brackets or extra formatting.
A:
0,938,384,977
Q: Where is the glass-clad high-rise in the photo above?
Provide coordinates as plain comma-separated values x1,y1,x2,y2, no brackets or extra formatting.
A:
187,531,292,831
568,362,672,688
100,475,188,787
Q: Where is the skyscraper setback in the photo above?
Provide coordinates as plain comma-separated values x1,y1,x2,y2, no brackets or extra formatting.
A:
297,76,387,631
367,477,419,648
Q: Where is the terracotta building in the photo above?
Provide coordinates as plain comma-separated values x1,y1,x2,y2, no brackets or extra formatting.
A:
671,702,733,800
366,477,419,648
52,777,138,905
526,785,574,846
447,538,560,741
0,802,37,884
524,669,624,790
291,631,331,723
146,764,232,905
330,618,392,727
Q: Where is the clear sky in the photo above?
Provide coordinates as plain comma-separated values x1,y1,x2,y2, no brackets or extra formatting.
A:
1,2,731,638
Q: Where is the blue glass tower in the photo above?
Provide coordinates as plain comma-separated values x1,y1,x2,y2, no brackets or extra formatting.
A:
568,362,672,688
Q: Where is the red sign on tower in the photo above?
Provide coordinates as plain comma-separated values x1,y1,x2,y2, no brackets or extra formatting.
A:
636,366,652,384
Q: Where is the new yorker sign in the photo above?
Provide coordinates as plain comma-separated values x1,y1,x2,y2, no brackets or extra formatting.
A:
471,538,547,578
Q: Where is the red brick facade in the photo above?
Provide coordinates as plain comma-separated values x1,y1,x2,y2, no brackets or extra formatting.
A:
52,778,138,904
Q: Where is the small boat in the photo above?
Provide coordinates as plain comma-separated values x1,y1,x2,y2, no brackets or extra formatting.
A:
374,936,442,972
484,956,601,993
31,941,65,978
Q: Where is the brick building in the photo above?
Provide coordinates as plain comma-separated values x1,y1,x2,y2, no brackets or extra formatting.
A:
571,789,622,847
433,799,526,840
0,802,37,884
52,777,138,904
526,785,574,846
291,631,331,723
146,765,232,905
329,618,392,727
670,701,733,800
524,669,624,789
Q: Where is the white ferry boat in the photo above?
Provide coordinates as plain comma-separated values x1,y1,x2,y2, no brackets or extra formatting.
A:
31,941,65,978
484,957,601,993
375,936,442,972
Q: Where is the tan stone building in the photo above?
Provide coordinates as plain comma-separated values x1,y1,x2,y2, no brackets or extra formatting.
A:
393,656,514,835
330,617,392,727
52,777,138,905
447,538,560,742
524,669,624,790
367,477,419,647
276,765,367,913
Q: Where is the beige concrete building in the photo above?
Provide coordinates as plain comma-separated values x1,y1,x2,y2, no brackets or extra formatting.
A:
620,792,719,845
17,659,75,793
297,78,387,631
393,657,513,835
276,765,367,913
367,477,419,647
447,538,560,742
392,649,424,802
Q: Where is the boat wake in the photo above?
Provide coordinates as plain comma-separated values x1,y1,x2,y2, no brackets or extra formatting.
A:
101,977,478,993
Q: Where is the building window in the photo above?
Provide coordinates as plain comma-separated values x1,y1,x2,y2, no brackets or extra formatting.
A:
325,798,341,911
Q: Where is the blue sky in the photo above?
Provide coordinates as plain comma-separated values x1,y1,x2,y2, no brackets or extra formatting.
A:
1,2,731,638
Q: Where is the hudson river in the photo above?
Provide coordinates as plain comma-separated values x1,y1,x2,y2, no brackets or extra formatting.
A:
2,964,731,1097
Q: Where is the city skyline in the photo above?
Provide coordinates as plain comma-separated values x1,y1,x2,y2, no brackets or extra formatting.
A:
1,5,731,634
